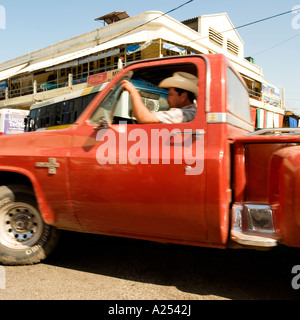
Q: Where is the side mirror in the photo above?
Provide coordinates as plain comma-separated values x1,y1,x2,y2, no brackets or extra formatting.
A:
94,110,112,130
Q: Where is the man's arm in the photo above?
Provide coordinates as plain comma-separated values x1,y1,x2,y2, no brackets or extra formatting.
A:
121,80,160,124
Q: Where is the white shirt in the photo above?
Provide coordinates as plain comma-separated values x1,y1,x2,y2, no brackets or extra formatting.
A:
155,104,196,124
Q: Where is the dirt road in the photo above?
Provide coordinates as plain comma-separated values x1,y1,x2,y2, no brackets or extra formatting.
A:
0,231,299,300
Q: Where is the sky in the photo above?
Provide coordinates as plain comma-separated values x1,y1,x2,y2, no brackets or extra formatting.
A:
0,0,300,112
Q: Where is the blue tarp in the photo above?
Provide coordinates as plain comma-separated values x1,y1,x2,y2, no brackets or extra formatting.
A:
289,117,298,128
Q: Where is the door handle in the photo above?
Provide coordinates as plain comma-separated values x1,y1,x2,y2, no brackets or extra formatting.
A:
173,130,205,140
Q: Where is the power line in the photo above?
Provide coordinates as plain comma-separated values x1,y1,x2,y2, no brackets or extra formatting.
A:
126,7,300,60
183,8,298,47
252,29,300,56
97,4,297,61
98,4,297,58
234,9,296,31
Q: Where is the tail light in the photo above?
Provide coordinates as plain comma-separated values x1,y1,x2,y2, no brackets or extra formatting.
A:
231,203,278,247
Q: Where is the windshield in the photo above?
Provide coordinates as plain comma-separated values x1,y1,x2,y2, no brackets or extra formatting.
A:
89,79,125,125
89,73,169,125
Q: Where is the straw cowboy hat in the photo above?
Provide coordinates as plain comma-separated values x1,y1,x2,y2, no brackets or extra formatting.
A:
158,72,198,96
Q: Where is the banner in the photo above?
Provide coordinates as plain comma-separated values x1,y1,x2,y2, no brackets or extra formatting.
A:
262,84,280,106
126,41,152,55
3,113,26,135
265,111,274,128
289,117,298,128
79,49,120,64
257,108,265,129
163,42,186,55
0,80,6,94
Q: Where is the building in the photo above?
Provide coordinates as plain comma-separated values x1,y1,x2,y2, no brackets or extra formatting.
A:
0,10,285,128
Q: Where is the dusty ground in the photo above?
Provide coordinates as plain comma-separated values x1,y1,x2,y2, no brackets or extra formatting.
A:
0,231,299,300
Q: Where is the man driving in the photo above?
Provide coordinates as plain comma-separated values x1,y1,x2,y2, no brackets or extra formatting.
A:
121,72,198,124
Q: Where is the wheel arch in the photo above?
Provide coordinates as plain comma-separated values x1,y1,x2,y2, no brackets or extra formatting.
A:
0,170,56,225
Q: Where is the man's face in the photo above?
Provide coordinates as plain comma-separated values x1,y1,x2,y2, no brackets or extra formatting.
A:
167,87,181,108
167,87,187,108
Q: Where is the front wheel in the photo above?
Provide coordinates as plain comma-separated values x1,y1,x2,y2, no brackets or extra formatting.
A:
0,185,59,265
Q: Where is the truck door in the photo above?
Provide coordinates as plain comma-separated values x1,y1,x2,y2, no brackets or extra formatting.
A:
69,57,208,244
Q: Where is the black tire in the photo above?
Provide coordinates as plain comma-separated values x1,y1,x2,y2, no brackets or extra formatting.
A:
0,185,59,266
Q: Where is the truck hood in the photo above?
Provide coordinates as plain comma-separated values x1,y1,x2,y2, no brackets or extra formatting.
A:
0,130,73,159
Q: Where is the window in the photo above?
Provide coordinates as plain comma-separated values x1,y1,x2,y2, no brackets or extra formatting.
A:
89,62,94,75
78,65,82,77
83,64,88,77
74,97,83,111
227,68,251,123
114,56,119,67
90,62,198,125
100,59,105,71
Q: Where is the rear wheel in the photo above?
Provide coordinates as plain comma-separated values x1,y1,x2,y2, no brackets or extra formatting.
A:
0,185,59,265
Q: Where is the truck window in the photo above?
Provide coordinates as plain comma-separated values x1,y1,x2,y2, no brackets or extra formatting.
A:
113,78,169,123
90,63,198,125
227,68,251,124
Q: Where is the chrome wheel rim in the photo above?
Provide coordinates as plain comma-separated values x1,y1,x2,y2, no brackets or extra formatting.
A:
0,202,44,249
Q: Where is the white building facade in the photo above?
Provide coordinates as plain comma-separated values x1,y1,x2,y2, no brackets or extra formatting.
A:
0,11,284,128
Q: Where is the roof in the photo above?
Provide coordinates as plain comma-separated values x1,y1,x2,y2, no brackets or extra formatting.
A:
181,17,198,24
198,12,244,44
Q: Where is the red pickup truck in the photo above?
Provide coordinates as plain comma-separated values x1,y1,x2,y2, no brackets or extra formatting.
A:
0,54,299,266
